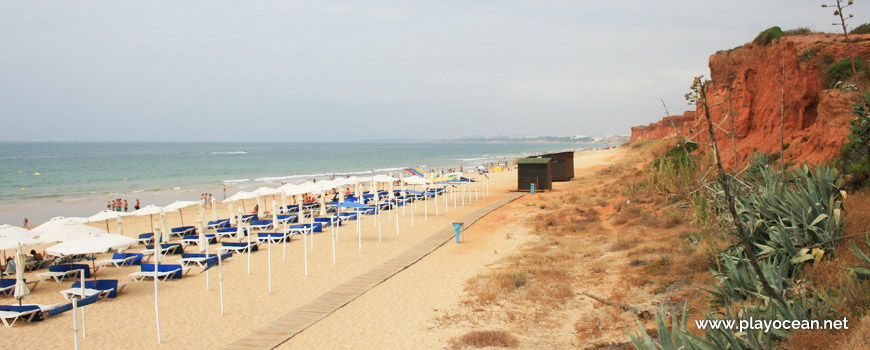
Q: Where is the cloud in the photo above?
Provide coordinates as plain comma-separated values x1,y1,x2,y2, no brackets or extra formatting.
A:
0,0,862,141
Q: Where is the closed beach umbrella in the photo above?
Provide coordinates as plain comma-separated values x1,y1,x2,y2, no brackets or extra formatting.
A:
319,191,326,216
13,244,30,302
272,200,280,229
296,195,304,225
211,196,219,221
159,210,170,243
117,215,125,236
228,202,236,226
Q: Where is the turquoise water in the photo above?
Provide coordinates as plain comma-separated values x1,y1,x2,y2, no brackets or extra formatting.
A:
1,142,602,207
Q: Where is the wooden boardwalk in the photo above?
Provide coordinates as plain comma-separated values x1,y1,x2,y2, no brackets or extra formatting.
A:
224,192,524,350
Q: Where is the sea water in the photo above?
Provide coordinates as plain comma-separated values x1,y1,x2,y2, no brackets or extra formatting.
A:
0,142,606,223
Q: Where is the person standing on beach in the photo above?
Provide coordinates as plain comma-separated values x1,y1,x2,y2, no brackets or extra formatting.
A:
124,200,129,212
23,218,28,228
134,199,140,211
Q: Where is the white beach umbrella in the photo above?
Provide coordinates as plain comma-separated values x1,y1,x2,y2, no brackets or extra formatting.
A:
319,191,327,216
211,196,219,221
228,202,236,226
272,200,280,230
45,234,136,256
13,244,30,301
403,176,427,185
38,223,108,243
164,201,200,227
88,210,126,231
32,217,87,235
0,237,42,250
0,224,38,240
132,205,164,233
159,209,170,244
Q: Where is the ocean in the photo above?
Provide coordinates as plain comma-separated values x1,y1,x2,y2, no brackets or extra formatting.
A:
0,142,606,224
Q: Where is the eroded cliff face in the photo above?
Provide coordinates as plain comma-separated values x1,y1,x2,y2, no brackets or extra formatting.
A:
631,33,870,169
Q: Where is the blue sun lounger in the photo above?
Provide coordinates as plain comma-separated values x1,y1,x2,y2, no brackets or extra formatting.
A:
37,264,91,282
208,219,230,230
1,300,80,327
178,252,232,269
221,241,259,253
182,234,217,246
257,232,293,244
247,219,274,230
170,226,196,238
67,279,128,299
129,263,190,281
137,233,154,245
1,278,39,296
313,217,341,227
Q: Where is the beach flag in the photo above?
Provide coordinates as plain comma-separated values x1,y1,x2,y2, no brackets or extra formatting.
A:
405,167,425,177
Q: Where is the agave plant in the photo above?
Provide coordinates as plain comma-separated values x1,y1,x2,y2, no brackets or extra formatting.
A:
846,236,870,280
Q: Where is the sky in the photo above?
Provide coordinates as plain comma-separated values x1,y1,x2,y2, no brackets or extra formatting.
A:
0,0,865,142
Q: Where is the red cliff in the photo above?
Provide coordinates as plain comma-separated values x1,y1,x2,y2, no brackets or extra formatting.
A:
631,33,870,169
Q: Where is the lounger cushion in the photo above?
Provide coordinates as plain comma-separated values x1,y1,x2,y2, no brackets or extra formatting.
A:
48,264,91,278
70,279,120,298
145,243,183,255
139,264,184,279
221,242,259,252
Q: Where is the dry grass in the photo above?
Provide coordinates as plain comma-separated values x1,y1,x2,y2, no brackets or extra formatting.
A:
450,330,519,349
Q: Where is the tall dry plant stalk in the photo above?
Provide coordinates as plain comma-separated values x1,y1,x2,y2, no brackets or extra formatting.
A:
780,56,787,176
687,76,787,306
822,0,869,112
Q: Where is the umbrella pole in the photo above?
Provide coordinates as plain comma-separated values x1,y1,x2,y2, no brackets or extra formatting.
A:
80,271,86,337
72,298,79,350
396,208,400,235
179,209,184,227
356,209,361,252
425,194,428,221
154,260,161,343
303,232,308,276
377,206,381,243
283,223,287,261
267,238,272,293
247,229,251,275
150,214,154,234
331,220,336,264
218,249,224,315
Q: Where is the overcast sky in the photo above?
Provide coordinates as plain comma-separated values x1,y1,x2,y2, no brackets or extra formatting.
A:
1,1,864,142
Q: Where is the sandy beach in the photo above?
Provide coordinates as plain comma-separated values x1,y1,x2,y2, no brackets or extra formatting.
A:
0,152,534,349
3,149,618,349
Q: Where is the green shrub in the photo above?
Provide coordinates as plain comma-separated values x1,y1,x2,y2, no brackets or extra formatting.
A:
784,27,813,36
827,58,869,84
753,26,784,45
838,96,870,189
851,23,870,34
799,47,819,62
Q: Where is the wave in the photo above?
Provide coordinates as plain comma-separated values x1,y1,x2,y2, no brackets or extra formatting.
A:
222,179,250,183
208,151,247,155
373,167,401,172
457,157,489,162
